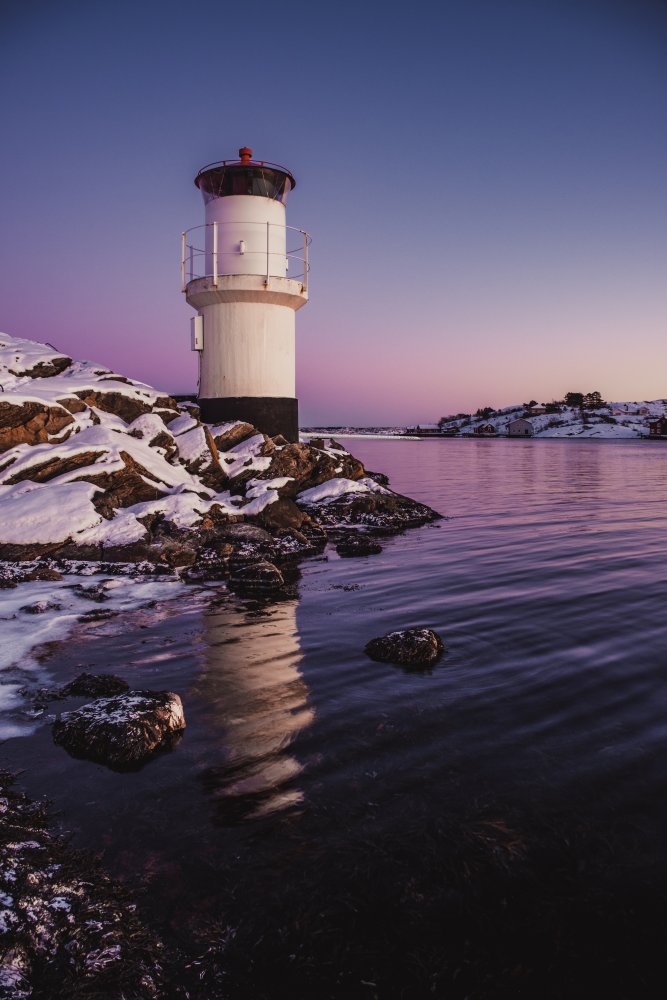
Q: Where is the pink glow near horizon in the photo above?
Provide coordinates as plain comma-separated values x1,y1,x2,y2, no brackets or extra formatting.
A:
1,0,666,426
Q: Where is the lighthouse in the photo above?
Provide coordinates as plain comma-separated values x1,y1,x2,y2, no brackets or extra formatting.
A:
181,147,309,442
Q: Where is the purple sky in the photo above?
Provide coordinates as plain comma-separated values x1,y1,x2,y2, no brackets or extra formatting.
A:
1,0,666,425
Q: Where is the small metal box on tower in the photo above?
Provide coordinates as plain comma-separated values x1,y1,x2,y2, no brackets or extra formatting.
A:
190,315,204,352
181,147,310,442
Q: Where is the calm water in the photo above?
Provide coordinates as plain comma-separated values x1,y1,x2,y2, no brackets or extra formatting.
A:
6,438,667,998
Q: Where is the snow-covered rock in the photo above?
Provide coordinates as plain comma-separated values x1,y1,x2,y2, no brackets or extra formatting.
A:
0,333,439,566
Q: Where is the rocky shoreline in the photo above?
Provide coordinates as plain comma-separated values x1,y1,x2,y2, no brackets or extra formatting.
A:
0,335,438,588
0,334,440,995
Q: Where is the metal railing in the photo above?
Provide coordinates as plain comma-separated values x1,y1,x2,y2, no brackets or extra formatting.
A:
181,221,310,294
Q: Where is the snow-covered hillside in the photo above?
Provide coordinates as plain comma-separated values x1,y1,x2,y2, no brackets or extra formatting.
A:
436,400,667,439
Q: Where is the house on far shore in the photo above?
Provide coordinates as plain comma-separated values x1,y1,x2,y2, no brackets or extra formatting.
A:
507,417,534,437
613,404,650,416
474,423,497,435
527,406,547,416
648,417,667,438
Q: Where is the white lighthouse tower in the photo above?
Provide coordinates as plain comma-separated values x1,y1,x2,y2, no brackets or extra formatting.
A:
181,147,309,442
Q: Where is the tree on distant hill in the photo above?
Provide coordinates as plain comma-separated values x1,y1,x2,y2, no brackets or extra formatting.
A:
564,392,584,407
522,399,538,409
475,406,495,419
583,390,606,409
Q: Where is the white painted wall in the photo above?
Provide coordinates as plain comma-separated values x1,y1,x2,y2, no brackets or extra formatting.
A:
198,299,296,398
204,195,287,278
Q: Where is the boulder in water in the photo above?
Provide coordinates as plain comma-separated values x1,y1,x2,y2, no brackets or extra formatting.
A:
52,690,185,768
335,534,383,558
230,560,285,595
364,628,444,668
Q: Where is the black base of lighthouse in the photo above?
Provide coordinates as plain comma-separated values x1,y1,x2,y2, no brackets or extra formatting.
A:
198,396,299,443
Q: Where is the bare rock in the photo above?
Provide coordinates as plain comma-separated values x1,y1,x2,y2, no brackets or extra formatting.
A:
22,566,64,582
148,428,179,461
230,560,285,595
196,504,239,532
364,628,444,668
156,540,197,567
98,540,154,563
4,449,106,486
257,442,364,497
83,451,166,516
52,690,185,768
56,395,88,414
9,354,72,378
0,400,74,452
256,496,312,533
335,534,383,557
61,673,129,697
219,523,274,546
0,540,69,562
74,390,178,425
366,470,390,486
212,421,256,451
180,544,233,582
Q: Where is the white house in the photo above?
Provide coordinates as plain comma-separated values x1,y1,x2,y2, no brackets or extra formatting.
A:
507,418,534,437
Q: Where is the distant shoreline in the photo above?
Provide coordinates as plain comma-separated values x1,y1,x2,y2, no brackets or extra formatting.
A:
301,431,663,443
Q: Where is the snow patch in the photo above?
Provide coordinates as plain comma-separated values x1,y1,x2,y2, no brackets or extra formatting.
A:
298,478,371,504
0,482,103,543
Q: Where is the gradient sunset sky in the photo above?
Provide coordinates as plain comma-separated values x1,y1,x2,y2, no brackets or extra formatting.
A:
1,0,665,425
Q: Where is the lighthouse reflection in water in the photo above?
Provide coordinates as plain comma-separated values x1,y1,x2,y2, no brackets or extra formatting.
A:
193,598,314,822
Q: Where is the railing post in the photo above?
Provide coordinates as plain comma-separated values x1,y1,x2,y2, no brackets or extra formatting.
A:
266,221,270,285
181,232,186,292
189,244,193,283
303,231,308,294
213,221,219,288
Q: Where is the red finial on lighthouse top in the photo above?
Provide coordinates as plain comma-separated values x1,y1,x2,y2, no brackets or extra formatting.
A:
238,146,253,164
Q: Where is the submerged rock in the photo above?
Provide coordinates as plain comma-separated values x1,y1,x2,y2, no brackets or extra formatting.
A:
53,690,185,768
60,673,129,697
364,628,444,668
335,534,383,557
77,607,119,622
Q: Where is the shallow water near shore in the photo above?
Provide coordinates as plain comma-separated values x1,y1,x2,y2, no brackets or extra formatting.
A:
4,437,667,997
